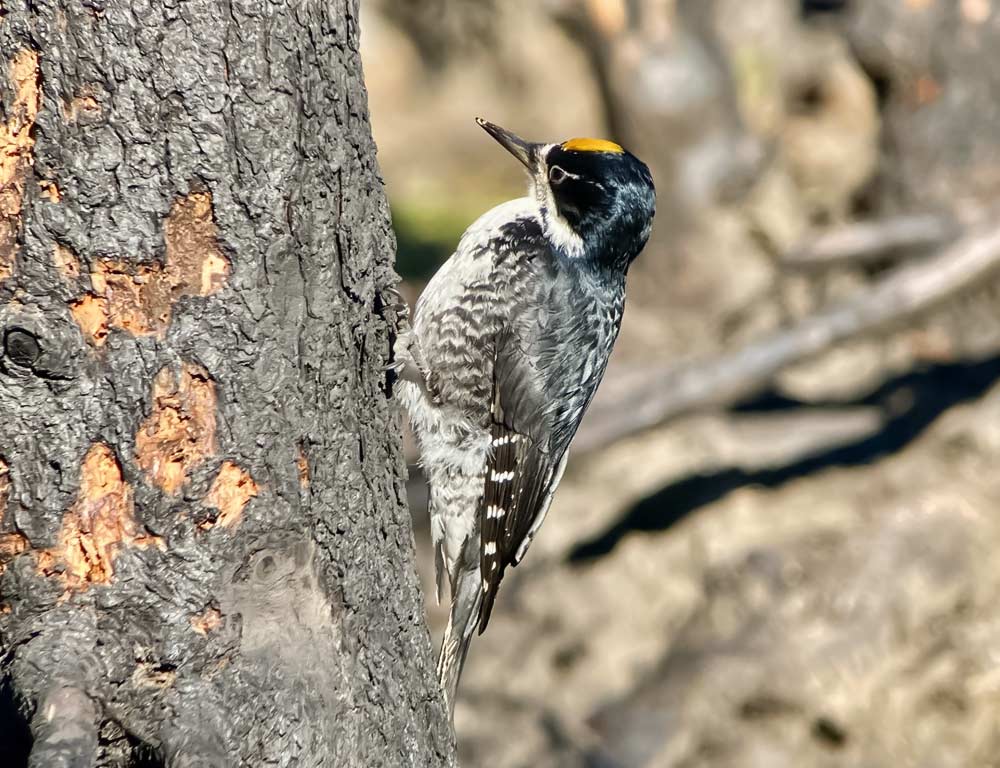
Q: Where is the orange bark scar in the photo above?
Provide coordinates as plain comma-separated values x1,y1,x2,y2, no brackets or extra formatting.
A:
70,294,110,346
136,364,217,494
54,243,80,278
0,219,17,284
39,180,61,203
0,458,8,523
164,192,230,296
190,607,222,635
0,49,40,283
202,461,257,530
297,445,310,488
39,443,162,590
0,460,26,577
0,532,28,568
0,50,40,211
82,192,231,339
90,261,172,337
63,92,101,123
132,662,176,689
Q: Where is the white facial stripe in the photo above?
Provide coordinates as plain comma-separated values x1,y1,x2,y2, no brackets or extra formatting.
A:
549,165,581,182
541,198,585,258
524,144,586,258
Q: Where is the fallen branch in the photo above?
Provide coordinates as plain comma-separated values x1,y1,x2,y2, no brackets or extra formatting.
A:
576,221,1000,453
780,213,958,271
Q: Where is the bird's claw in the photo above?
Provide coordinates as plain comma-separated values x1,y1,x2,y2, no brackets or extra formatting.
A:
391,329,437,402
382,283,412,329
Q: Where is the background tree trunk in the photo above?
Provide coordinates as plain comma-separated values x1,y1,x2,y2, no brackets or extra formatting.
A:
0,1,455,765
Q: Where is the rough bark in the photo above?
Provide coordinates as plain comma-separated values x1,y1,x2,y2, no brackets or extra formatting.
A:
0,1,454,766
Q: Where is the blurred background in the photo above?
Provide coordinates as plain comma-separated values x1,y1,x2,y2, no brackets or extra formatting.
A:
362,1,1000,765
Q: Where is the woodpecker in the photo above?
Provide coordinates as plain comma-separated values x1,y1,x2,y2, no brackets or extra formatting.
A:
395,118,655,712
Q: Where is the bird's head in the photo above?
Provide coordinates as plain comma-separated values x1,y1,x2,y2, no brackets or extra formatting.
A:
477,118,655,272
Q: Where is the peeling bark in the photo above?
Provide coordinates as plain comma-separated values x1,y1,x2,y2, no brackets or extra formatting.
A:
0,49,40,284
202,461,258,531
0,1,453,766
38,442,162,593
135,363,218,496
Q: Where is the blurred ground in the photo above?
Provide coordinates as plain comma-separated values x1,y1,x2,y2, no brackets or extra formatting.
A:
363,0,1000,765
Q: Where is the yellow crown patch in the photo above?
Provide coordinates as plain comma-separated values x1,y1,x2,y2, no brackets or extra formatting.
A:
561,137,624,154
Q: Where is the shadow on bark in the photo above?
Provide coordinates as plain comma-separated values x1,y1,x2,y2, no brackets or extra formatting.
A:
571,355,1000,561
0,677,167,768
0,676,32,766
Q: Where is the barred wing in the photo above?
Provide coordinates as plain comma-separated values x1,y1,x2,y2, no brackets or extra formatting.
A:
477,319,569,632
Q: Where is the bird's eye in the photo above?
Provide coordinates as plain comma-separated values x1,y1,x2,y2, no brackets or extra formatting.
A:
548,165,568,185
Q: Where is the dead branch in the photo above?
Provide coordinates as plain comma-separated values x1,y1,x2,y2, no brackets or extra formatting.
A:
576,221,1000,453
780,213,958,271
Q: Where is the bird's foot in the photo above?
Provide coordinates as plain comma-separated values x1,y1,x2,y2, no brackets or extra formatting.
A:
382,283,412,331
390,329,436,402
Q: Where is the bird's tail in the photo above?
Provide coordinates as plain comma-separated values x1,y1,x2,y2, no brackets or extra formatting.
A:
437,564,483,715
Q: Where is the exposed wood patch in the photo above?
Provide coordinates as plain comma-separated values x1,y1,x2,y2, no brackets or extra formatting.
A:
202,461,257,530
88,261,170,336
163,192,230,296
297,444,310,488
54,243,79,278
77,192,231,339
0,48,40,283
136,364,217,494
190,607,222,634
40,443,162,590
132,662,177,690
0,532,29,576
0,50,40,211
0,458,8,522
0,219,17,284
39,180,61,203
63,90,101,123
70,294,110,346
0,458,28,577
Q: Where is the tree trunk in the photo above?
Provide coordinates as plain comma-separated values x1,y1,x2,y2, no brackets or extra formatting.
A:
0,1,455,765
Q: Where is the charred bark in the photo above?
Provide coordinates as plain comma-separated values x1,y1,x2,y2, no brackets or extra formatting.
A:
0,1,454,765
